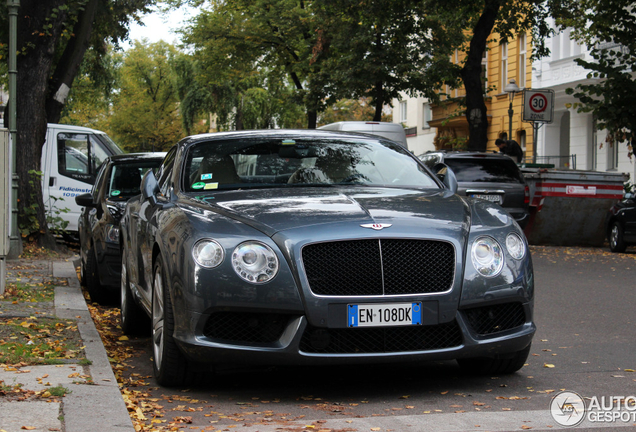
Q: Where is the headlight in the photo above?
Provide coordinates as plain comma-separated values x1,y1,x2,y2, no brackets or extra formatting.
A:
505,233,526,260
232,241,279,283
471,236,504,277
192,239,224,268
105,224,120,244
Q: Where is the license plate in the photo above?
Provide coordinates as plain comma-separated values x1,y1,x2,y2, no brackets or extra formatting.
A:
471,194,503,205
348,303,422,327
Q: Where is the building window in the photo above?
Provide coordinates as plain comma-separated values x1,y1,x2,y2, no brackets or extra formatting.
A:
399,101,407,123
552,33,561,61
518,33,527,88
423,103,431,129
481,50,488,93
500,42,508,92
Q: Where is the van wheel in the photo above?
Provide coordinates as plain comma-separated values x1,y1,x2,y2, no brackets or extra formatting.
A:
457,345,531,376
85,249,106,304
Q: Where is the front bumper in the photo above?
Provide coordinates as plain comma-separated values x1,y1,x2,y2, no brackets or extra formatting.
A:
175,301,535,366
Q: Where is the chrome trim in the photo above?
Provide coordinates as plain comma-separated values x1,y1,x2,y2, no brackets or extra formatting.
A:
466,189,505,194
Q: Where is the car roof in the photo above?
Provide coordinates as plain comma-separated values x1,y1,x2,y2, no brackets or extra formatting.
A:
109,152,166,163
178,129,394,147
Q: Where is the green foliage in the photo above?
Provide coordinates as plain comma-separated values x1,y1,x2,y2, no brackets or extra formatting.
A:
559,0,636,160
318,98,391,125
19,170,69,240
106,40,186,152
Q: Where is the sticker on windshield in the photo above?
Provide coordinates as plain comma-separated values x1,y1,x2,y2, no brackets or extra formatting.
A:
201,173,213,180
204,182,219,190
111,190,121,196
282,139,296,145
191,182,205,190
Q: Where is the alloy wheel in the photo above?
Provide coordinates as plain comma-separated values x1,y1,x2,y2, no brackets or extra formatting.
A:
152,268,165,372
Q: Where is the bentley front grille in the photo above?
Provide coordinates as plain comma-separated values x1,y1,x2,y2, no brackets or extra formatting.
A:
203,312,296,344
302,239,455,296
300,321,463,354
463,302,526,336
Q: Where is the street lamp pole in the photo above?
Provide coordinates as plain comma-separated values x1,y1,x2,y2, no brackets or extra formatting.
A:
504,78,520,143
7,0,22,259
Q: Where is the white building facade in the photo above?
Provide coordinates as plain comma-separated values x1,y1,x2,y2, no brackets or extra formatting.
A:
391,94,436,156
532,22,634,182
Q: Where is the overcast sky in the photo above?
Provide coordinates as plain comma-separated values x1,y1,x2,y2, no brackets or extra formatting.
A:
125,5,195,48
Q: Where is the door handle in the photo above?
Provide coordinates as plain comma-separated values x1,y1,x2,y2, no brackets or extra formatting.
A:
49,177,56,187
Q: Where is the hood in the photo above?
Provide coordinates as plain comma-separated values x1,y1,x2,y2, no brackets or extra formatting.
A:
184,186,470,238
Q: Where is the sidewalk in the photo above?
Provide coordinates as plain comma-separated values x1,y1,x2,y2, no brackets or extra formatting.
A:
0,257,134,432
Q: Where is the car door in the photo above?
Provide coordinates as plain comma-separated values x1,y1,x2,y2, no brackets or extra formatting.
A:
134,148,176,305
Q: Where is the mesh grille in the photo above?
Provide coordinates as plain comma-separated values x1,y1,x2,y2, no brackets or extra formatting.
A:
463,303,526,336
302,239,455,296
300,321,462,354
203,312,295,344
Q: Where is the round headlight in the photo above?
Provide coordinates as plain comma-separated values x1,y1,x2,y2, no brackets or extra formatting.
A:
471,236,504,277
232,241,279,284
506,233,526,260
192,239,224,268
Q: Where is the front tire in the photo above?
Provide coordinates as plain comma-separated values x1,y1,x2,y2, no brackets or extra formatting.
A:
152,255,191,386
457,345,531,376
120,248,149,335
609,221,627,253
85,249,106,304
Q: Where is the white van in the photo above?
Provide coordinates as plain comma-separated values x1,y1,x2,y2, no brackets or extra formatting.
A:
318,121,408,148
0,123,125,234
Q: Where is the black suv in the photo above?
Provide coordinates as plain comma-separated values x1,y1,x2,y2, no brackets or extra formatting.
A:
419,151,530,228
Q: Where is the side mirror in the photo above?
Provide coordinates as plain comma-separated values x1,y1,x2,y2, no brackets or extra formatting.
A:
75,192,96,208
141,170,160,205
433,163,458,194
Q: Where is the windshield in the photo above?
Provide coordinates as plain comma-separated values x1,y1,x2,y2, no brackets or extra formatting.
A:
182,137,438,192
107,160,163,201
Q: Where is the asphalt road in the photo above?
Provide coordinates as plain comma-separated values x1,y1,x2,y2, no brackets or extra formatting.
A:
114,245,636,431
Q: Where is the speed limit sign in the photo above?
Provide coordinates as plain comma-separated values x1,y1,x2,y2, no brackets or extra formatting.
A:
523,89,554,123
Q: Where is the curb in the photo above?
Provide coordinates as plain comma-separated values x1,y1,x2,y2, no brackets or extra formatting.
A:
53,260,134,432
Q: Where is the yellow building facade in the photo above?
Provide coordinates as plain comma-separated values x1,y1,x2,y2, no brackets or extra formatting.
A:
429,32,534,159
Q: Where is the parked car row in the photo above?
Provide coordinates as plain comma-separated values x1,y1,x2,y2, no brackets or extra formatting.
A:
75,153,165,304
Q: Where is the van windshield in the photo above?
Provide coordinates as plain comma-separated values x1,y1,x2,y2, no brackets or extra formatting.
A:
96,133,124,155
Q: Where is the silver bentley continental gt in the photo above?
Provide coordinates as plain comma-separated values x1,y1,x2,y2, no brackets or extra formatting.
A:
119,130,535,386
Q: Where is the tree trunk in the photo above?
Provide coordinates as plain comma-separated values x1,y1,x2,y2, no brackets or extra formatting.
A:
460,0,503,152
15,0,70,249
373,81,384,121
46,0,100,123
307,110,317,129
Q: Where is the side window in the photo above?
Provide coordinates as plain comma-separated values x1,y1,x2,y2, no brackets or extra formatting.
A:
58,133,90,181
57,133,111,184
92,163,108,200
157,147,177,196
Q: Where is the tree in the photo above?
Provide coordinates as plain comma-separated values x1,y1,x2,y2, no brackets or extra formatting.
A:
318,97,391,126
107,40,185,152
431,0,552,151
0,0,154,248
316,0,461,121
559,0,636,159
